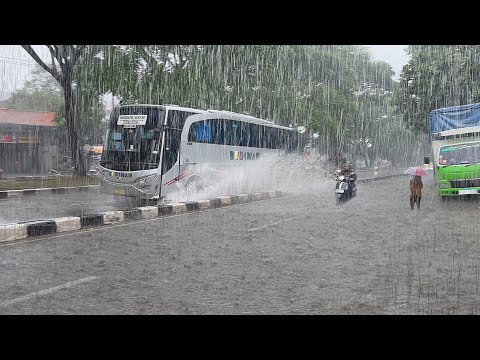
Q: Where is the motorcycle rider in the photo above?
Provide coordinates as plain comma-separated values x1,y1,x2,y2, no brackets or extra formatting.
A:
337,162,357,197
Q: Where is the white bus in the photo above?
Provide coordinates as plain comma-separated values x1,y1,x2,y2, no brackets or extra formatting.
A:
98,104,301,201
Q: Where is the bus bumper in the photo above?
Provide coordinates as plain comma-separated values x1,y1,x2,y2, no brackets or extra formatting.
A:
438,188,480,196
99,178,156,199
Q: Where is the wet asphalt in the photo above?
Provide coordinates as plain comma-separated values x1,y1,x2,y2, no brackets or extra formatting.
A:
0,167,400,225
2,169,480,314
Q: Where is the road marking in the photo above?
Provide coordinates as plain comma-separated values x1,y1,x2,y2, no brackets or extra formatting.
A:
247,215,303,232
0,276,99,307
247,224,268,232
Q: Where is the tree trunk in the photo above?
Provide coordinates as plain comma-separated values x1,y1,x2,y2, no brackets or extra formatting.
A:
63,65,86,176
364,145,369,168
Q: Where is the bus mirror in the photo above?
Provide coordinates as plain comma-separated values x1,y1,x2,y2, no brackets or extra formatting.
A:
423,156,430,164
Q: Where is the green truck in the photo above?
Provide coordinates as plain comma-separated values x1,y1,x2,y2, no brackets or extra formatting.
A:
429,103,480,197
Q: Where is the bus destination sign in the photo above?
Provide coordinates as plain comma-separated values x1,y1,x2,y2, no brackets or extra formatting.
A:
117,115,148,128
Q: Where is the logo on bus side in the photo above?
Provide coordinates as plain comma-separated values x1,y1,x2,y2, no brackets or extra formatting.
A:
103,169,133,178
229,151,260,160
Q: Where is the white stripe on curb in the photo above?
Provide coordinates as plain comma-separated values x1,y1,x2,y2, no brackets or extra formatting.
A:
138,206,159,219
171,203,187,215
197,200,211,210
0,189,288,243
237,194,249,203
0,223,28,242
53,217,81,233
103,211,124,224
218,196,231,206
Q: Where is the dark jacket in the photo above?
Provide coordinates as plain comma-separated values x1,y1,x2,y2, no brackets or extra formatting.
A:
340,168,356,182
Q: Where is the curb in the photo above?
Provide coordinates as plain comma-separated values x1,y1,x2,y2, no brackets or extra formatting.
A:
358,173,408,183
0,185,99,199
0,172,407,198
0,174,407,243
0,191,284,243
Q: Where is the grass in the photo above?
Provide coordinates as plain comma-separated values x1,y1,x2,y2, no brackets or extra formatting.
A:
0,175,99,191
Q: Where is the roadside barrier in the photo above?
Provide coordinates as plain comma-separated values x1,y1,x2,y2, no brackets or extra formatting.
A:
357,173,408,183
0,174,406,243
0,185,98,199
0,172,406,198
0,191,284,243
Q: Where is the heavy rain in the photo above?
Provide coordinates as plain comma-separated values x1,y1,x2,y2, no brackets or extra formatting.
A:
0,44,479,315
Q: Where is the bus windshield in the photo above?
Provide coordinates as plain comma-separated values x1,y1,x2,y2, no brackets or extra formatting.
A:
100,106,166,171
439,142,480,166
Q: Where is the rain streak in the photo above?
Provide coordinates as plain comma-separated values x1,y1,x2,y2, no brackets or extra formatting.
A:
1,45,480,315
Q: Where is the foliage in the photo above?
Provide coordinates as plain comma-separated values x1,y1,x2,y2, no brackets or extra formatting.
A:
2,65,64,124
20,45,425,168
2,63,106,148
395,45,480,132
77,45,404,164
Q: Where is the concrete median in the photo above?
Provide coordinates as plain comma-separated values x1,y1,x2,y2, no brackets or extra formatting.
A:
0,191,287,243
0,174,407,243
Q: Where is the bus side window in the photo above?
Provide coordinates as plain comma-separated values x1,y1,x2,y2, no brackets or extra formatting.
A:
278,130,285,149
286,131,295,152
265,127,273,149
271,128,279,149
260,126,268,148
188,123,197,142
196,121,212,143
225,120,238,146
211,119,224,145
249,123,259,147
239,121,248,147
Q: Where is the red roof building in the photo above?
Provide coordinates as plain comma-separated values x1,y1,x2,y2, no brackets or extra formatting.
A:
0,108,58,174
0,108,56,127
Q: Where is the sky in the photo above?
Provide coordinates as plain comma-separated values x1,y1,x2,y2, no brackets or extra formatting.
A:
0,45,411,101
0,45,49,101
365,45,410,81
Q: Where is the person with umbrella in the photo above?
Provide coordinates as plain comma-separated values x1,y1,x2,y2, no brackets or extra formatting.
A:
404,167,426,210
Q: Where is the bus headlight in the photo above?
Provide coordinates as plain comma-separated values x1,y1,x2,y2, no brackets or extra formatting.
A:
439,182,451,189
133,174,157,189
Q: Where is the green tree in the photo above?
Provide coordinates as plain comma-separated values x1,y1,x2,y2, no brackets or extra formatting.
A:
3,64,64,122
22,45,88,175
60,45,405,167
395,45,480,132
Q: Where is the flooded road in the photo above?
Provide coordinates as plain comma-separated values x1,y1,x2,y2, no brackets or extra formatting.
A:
0,189,121,224
0,167,399,225
2,171,480,314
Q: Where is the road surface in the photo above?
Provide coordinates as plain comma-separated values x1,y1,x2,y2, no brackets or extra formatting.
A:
2,170,478,314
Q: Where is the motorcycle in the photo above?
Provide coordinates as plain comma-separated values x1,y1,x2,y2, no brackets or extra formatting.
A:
334,172,357,204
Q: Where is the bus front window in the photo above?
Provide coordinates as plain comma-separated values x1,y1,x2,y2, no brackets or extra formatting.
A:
100,106,166,171
439,142,480,166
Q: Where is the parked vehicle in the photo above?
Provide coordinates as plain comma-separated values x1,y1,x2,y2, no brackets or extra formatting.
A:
429,103,480,197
